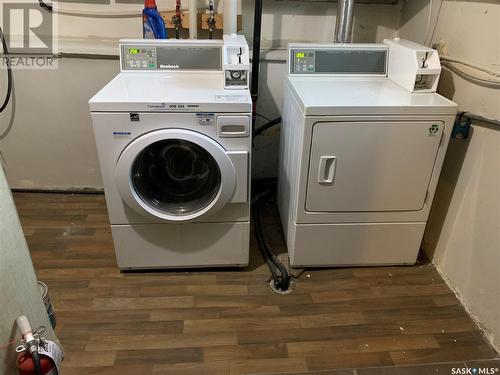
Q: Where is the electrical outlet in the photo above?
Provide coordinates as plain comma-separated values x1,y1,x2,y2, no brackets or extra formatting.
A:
451,115,471,139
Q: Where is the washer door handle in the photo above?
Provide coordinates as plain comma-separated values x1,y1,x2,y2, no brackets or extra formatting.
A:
317,155,336,184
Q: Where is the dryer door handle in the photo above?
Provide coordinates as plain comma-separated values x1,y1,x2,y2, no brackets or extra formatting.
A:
317,155,336,184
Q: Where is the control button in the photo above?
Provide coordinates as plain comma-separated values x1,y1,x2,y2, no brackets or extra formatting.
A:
230,70,242,80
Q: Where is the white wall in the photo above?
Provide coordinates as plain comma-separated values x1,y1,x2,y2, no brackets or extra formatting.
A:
0,59,118,189
0,0,401,188
401,0,500,352
0,165,59,374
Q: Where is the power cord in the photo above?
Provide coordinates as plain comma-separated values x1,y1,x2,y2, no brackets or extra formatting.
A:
0,26,12,113
39,0,53,12
441,61,500,89
253,117,281,139
255,112,272,122
440,56,500,78
37,0,141,18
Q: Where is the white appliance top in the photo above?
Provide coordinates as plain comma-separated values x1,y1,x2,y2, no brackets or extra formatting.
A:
286,76,457,116
89,72,252,112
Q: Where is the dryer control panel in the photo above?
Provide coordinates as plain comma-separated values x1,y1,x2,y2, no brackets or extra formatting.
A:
289,44,388,76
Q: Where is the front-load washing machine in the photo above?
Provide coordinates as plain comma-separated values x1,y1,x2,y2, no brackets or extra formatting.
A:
278,39,458,267
89,36,252,269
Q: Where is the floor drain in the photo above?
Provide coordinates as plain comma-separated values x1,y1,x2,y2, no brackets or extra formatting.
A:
268,279,295,295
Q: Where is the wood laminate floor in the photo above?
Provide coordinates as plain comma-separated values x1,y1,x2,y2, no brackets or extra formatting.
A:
13,193,499,375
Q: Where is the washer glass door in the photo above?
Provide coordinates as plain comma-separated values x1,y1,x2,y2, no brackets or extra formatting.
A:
115,129,236,222
132,139,221,216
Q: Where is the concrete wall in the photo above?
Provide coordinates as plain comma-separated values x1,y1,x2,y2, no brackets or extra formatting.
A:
0,0,401,188
401,0,500,352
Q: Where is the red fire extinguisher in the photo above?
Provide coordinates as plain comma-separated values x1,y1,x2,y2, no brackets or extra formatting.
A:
17,352,57,375
15,316,59,375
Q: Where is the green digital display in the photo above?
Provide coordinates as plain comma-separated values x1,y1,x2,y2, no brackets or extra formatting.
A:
128,48,140,54
296,52,305,58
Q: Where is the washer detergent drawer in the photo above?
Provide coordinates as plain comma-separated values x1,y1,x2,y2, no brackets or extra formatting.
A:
306,121,444,212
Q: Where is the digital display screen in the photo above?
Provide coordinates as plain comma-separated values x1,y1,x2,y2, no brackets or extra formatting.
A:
128,48,140,54
291,48,387,74
315,50,386,74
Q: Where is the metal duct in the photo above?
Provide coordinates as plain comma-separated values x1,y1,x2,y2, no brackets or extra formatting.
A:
188,0,197,39
334,0,355,43
223,0,237,35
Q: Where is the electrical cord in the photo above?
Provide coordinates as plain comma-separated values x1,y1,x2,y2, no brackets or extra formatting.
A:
256,112,272,122
423,0,433,46
38,0,141,18
461,111,500,128
39,0,52,12
253,117,281,139
428,0,443,46
441,61,500,89
440,56,500,78
0,26,12,113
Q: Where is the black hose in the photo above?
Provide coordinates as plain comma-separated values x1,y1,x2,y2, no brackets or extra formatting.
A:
31,351,42,375
0,27,12,113
253,117,281,138
251,0,263,122
39,0,53,12
252,188,290,292
253,202,279,283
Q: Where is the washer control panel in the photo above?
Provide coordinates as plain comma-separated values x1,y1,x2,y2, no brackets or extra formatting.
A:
120,41,222,72
123,47,157,70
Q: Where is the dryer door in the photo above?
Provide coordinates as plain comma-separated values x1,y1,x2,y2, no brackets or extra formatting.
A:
305,121,444,212
115,129,236,222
